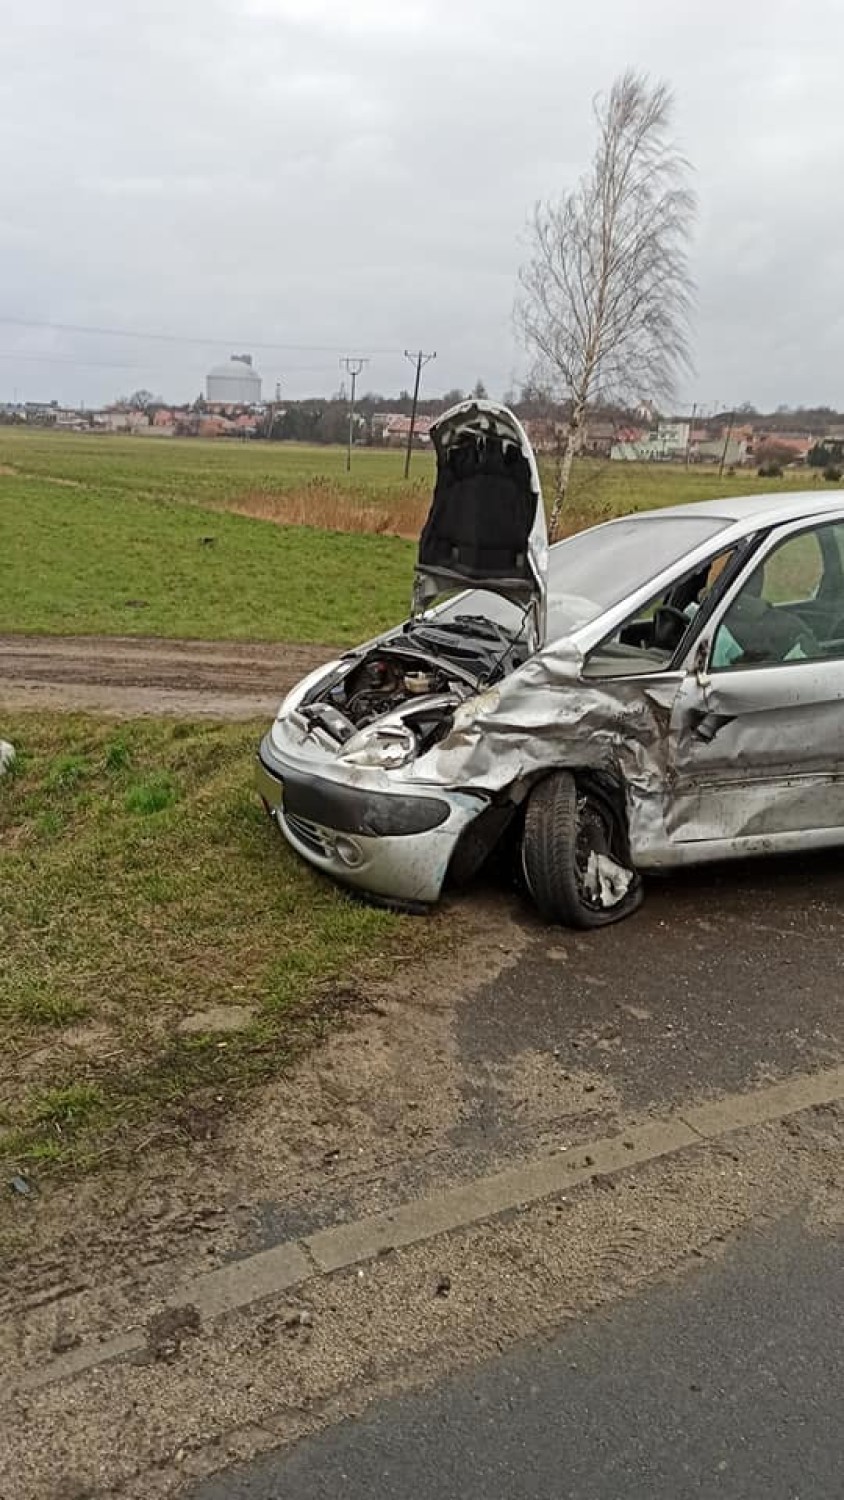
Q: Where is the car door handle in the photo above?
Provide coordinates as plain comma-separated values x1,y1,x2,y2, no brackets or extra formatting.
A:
687,710,736,743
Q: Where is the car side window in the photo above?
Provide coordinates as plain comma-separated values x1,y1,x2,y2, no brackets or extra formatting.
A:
712,522,844,670
582,549,737,678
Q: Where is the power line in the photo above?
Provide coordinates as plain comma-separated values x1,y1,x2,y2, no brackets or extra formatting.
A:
0,352,156,371
0,315,405,357
719,409,736,477
0,351,351,374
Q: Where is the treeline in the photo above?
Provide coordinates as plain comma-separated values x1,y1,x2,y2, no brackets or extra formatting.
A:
269,390,844,445
269,381,489,444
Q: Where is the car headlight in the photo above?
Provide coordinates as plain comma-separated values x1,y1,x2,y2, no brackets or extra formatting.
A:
339,723,416,769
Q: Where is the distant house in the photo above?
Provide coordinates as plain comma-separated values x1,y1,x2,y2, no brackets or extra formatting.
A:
198,415,233,438
373,413,434,447
611,420,690,462
760,433,812,463
693,437,748,467
580,419,618,458
658,421,690,454
578,419,649,458
100,408,150,433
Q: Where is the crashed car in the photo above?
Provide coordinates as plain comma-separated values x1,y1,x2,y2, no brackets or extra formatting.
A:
257,399,844,928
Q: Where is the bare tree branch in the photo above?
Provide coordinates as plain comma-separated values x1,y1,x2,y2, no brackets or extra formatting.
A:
516,70,696,538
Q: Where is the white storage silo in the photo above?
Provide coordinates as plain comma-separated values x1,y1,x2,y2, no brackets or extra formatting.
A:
206,354,262,405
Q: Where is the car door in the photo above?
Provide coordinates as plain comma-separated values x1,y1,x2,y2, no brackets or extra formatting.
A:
666,515,844,846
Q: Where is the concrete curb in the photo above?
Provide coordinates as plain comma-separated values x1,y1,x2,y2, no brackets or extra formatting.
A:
17,1062,844,1394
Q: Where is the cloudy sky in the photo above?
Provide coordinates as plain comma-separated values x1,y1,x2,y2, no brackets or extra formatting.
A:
3,0,842,409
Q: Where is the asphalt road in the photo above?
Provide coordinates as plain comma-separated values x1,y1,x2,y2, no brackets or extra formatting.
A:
191,1214,844,1500
245,845,844,1250
460,845,844,1117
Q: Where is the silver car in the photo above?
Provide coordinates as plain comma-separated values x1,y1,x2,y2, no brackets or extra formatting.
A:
257,400,844,928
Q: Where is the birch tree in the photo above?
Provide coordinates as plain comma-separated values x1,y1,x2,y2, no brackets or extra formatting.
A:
517,71,695,539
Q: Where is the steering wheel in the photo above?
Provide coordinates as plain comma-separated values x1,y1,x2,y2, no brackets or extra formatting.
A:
653,604,691,652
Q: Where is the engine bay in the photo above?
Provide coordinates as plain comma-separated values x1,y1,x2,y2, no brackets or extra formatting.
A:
293,646,475,750
332,652,460,728
293,612,528,752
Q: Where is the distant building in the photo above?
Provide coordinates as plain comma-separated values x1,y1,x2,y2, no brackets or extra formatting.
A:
582,419,649,458
206,354,262,406
372,413,434,447
754,433,812,463
611,420,690,462
694,437,748,467
657,421,690,454
581,419,619,458
99,408,150,433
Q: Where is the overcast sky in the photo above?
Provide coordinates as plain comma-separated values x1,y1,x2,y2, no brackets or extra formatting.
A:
3,0,842,410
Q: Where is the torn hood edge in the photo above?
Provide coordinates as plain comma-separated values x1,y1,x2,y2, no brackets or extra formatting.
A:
412,399,548,645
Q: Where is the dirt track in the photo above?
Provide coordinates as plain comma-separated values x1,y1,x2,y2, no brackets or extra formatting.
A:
0,634,336,718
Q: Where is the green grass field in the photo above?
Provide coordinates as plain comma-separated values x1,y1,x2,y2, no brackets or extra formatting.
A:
1,473,414,641
0,712,436,1175
0,427,829,642
0,426,431,504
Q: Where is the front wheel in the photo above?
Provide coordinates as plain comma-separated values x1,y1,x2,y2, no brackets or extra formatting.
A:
521,772,643,929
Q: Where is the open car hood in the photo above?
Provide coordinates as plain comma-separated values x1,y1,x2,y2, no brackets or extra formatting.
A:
413,400,548,646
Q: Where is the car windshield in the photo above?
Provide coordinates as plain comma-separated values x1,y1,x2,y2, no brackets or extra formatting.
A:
431,514,733,640
545,516,732,637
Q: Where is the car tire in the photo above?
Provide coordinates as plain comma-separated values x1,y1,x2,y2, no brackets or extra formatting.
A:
521,771,643,929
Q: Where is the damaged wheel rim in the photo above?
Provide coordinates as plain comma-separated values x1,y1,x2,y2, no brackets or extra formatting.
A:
575,798,634,911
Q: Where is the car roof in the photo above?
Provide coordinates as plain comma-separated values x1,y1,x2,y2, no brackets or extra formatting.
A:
602,491,844,531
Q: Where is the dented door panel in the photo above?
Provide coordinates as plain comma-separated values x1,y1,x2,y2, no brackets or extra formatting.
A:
666,660,844,843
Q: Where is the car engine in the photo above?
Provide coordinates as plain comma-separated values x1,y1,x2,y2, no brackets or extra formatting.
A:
331,654,456,728
292,647,475,750
293,613,526,752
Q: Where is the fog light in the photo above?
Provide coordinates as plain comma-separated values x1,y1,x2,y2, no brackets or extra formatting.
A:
334,835,364,868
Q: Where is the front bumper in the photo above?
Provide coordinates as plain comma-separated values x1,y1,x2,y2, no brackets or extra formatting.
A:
256,735,487,905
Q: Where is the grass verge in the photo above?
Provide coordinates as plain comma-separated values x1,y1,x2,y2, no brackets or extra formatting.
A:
0,713,443,1180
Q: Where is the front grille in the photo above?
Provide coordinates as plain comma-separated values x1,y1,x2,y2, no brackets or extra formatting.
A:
282,811,332,858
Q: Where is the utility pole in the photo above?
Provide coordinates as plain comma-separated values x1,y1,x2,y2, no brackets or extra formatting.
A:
340,357,367,472
266,379,281,441
403,350,436,479
685,401,696,466
718,409,735,478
